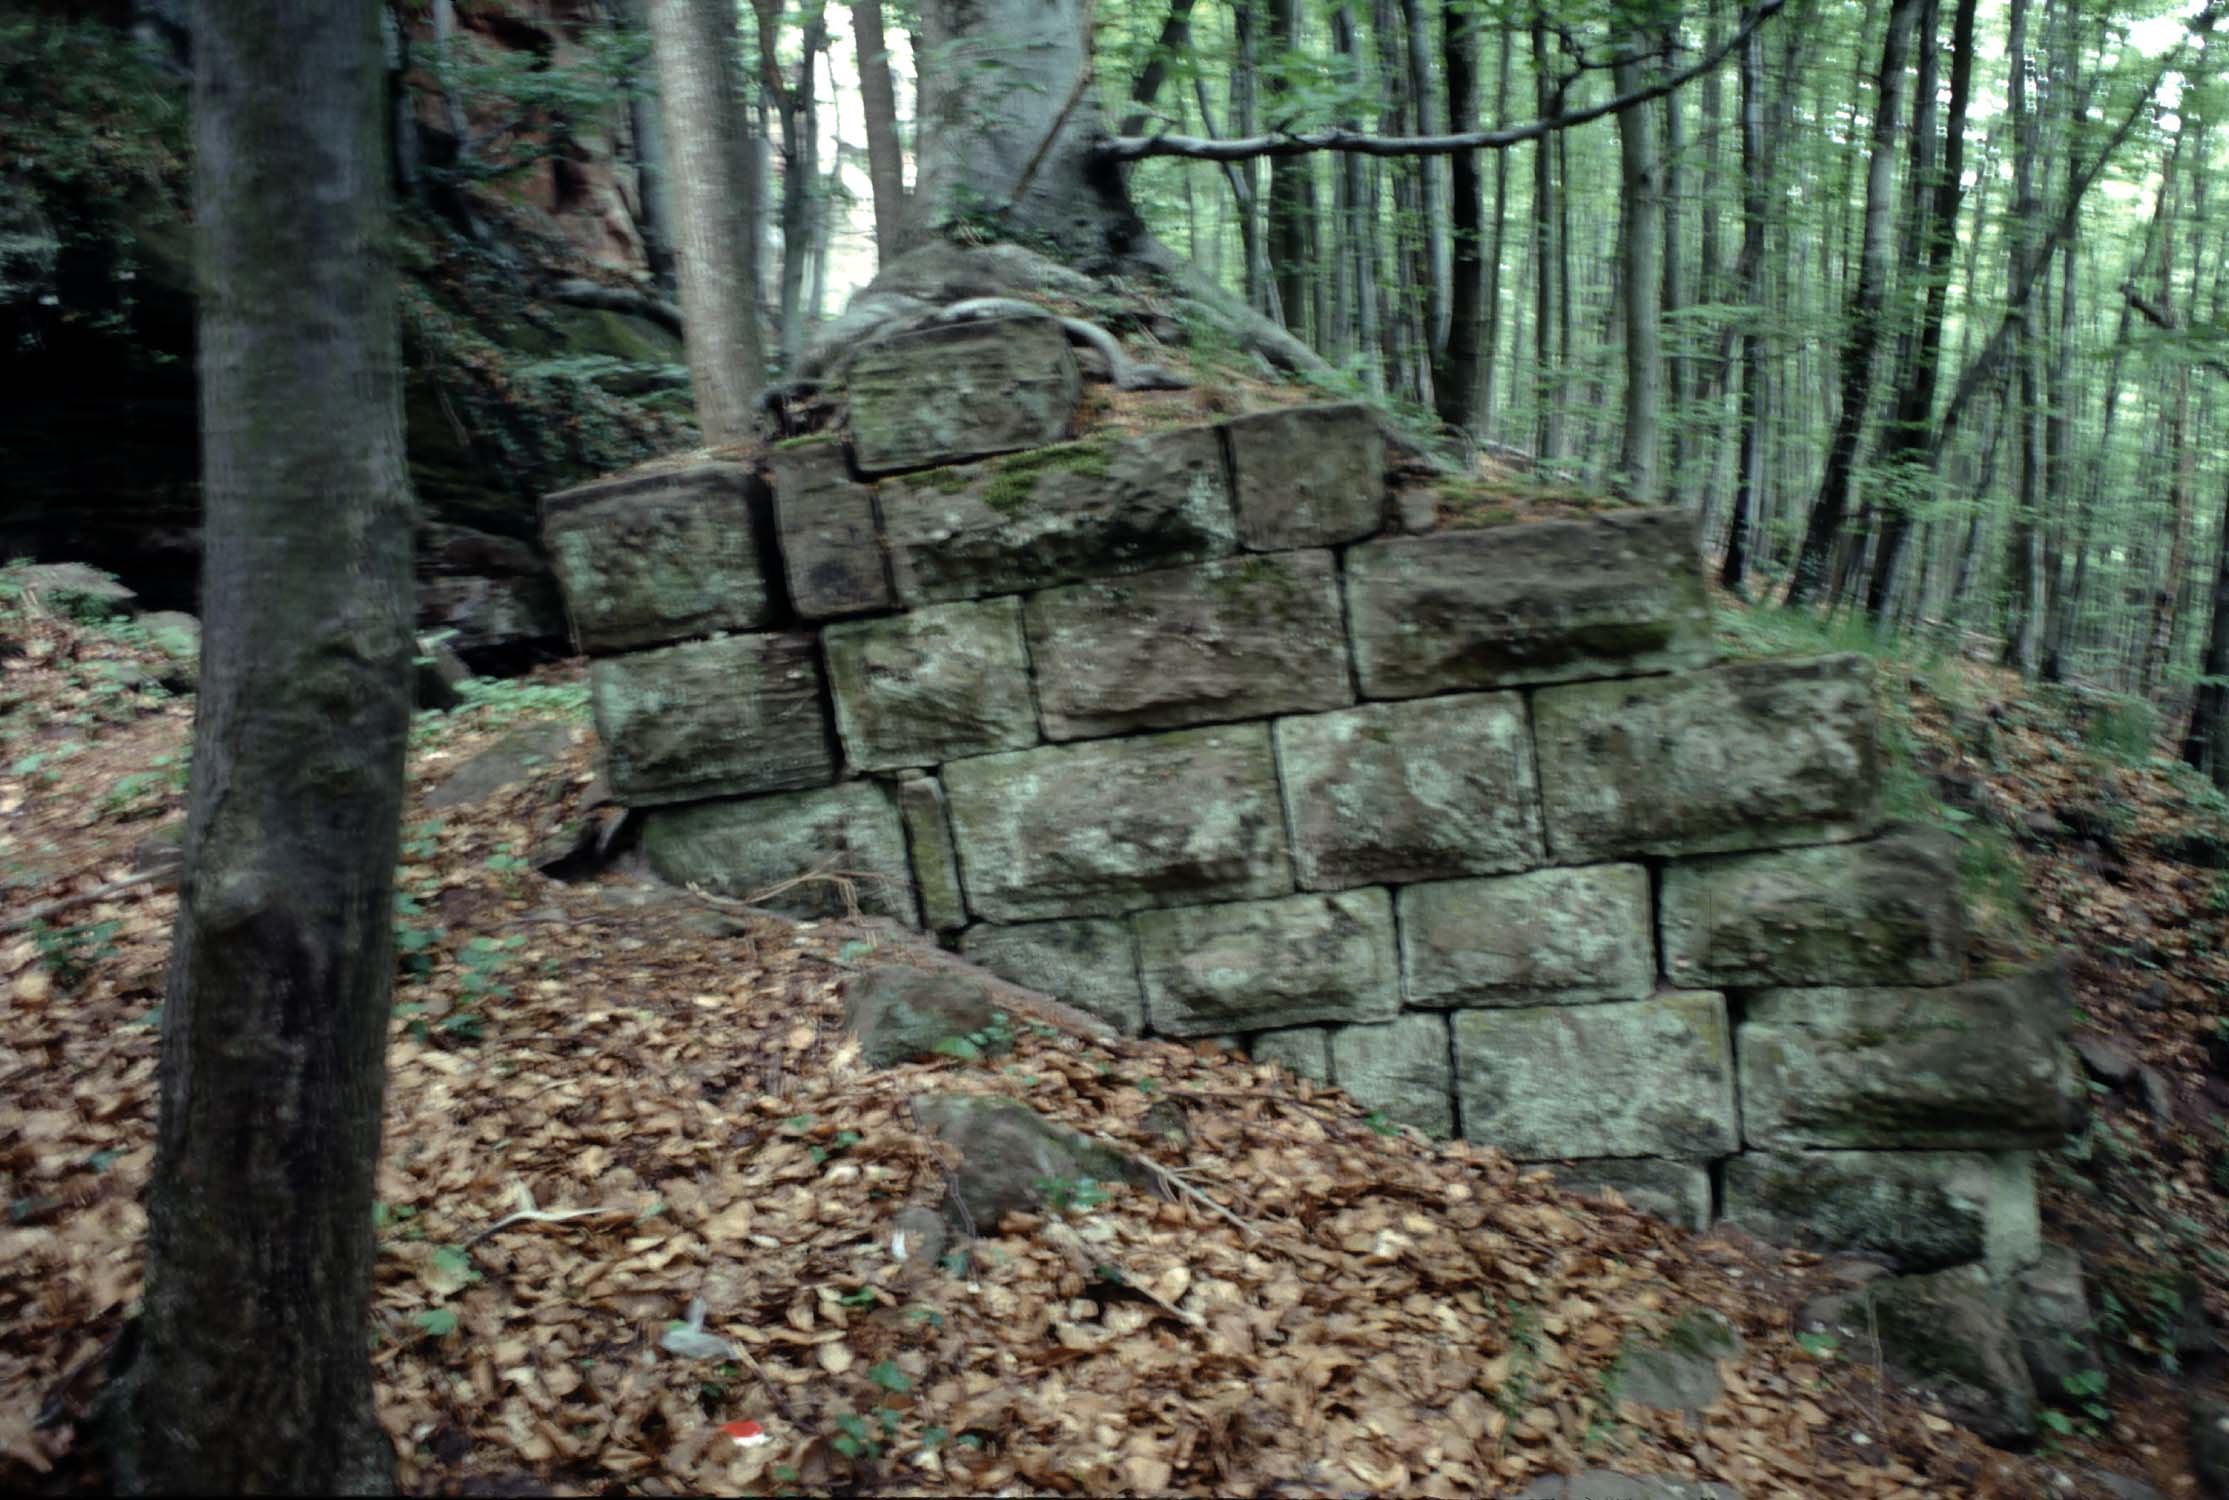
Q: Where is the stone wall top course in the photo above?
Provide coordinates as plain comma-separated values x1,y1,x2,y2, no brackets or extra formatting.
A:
847,315,1081,474
1222,402,1387,550
542,460,775,653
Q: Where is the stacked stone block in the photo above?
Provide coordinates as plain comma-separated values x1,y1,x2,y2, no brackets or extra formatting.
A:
543,319,2069,1271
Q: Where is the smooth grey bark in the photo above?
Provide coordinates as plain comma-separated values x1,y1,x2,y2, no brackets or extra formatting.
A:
1614,31,1662,502
647,0,767,441
1530,11,1562,460
1399,0,1448,356
1784,0,1920,604
1999,0,2044,675
1720,6,1767,590
1659,16,1688,506
1265,0,1309,334
106,0,413,1489
1478,17,1513,434
1435,0,1482,430
2184,470,2229,785
607,0,677,293
1117,0,1199,138
851,0,908,266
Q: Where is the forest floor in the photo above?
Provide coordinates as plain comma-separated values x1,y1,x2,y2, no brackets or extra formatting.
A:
1,564,2225,1498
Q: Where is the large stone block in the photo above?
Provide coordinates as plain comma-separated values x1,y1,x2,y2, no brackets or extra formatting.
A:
959,918,1144,1036
1249,1026,1332,1084
1722,1150,2041,1276
1660,826,1966,988
590,633,833,806
769,437,892,619
1346,510,1713,698
1222,402,1387,549
1547,1158,1713,1231
1454,993,1738,1161
944,725,1291,920
823,597,1038,770
1136,888,1398,1036
1400,864,1654,1008
847,315,1080,474
895,774,968,933
1274,693,1543,890
640,781,914,922
1534,655,1883,860
1737,964,2076,1150
1330,1013,1454,1136
1026,552,1352,739
543,461,774,653
878,427,1236,604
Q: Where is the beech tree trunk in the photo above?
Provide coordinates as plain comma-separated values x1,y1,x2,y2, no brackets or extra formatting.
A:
647,0,767,441
850,0,907,266
1435,0,1482,431
1721,9,1767,591
105,0,412,1488
1614,34,1662,503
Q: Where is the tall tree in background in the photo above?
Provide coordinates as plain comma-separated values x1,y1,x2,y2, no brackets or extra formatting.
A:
1612,8,1662,502
647,0,766,440
851,0,907,266
104,0,412,1488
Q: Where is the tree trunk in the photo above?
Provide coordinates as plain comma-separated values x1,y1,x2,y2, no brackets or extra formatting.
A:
1784,0,1919,604
1265,0,1309,335
1400,0,1448,362
1659,15,1689,506
850,0,907,267
1999,0,2044,674
1434,0,1482,431
1614,36,1662,502
1530,10,1563,461
647,0,767,441
2183,470,2229,785
778,13,827,371
1720,5,1767,591
106,0,412,1489
1118,0,1200,137
1478,17,1513,435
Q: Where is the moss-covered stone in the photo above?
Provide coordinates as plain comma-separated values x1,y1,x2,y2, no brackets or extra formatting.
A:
958,918,1144,1035
1400,863,1653,1007
1249,1026,1332,1084
1274,693,1543,890
1721,1149,2041,1274
1660,826,1965,988
895,774,969,933
943,724,1291,920
1329,1013,1454,1135
847,315,1080,474
824,597,1039,770
910,1092,1149,1229
542,461,774,653
1136,887,1397,1035
589,632,833,805
639,781,915,922
770,437,893,620
1736,964,2077,1150
1534,655,1883,860
878,426,1237,604
1454,992,1738,1161
845,967,996,1068
1026,550,1351,739
1222,402,1386,549
1804,1265,2038,1445
1346,509,1712,697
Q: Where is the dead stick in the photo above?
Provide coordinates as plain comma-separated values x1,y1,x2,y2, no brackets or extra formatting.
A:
2,869,165,935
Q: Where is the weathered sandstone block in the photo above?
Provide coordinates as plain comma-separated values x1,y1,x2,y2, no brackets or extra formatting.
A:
1722,1150,2041,1276
1223,402,1387,549
959,918,1144,1036
543,461,773,652
1548,1158,1713,1231
1737,965,2075,1150
1400,863,1654,1007
847,316,1079,474
879,427,1235,604
590,632,833,805
640,781,913,921
1660,826,1965,988
1454,992,1738,1160
944,724,1290,919
1346,509,1712,697
1250,1026,1332,1083
895,774,968,932
769,437,891,619
1274,693,1542,889
1026,551,1352,738
823,597,1038,770
1330,1013,1455,1135
1534,654,1882,860
1136,887,1397,1035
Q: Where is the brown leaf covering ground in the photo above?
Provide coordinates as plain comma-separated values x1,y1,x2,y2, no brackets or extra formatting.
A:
0,584,2213,1497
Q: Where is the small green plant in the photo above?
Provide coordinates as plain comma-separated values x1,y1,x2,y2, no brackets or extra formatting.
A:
1037,1175,1109,1216
1362,1109,1399,1136
809,1130,862,1165
1793,1329,1840,1361
30,917,120,992
866,1359,912,1393
933,1010,1014,1062
2082,695,2161,765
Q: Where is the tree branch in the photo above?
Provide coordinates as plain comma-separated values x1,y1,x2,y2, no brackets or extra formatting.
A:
1099,0,1784,162
543,277,685,336
2123,282,2229,380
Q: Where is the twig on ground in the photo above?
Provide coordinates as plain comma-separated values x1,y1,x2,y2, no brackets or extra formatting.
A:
2,869,165,936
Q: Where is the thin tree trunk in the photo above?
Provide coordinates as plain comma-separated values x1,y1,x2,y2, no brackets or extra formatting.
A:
2000,0,2046,674
1120,0,1200,136
1531,11,1563,460
647,0,766,440
2183,470,2229,784
1435,0,1482,430
1720,4,1767,591
777,13,827,371
1478,17,1513,435
2142,121,2204,698
108,0,411,1488
1659,15,1689,505
850,0,907,266
1400,0,1448,362
1785,0,1920,604
1614,35,1662,502
1266,0,1309,335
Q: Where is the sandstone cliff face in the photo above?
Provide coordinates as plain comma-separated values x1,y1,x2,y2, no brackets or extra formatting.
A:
0,2,685,669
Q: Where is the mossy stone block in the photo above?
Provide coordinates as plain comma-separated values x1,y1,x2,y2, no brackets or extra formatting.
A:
896,774,969,933
1400,863,1654,1007
847,316,1080,474
590,632,833,805
824,597,1039,770
640,781,915,922
770,437,892,619
1329,1013,1454,1136
1721,1149,2041,1275
958,918,1144,1035
543,461,774,653
1223,402,1386,550
1136,887,1398,1036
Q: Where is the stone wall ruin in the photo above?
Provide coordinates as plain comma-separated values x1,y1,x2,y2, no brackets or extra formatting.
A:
542,314,2074,1277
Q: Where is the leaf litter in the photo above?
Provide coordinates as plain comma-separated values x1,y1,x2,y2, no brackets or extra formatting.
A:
0,596,2151,1497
